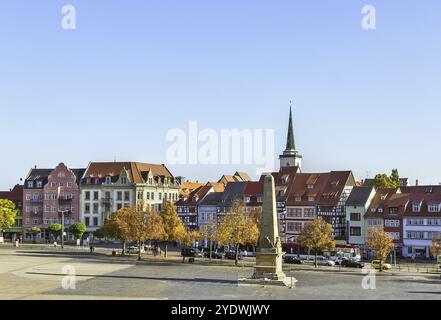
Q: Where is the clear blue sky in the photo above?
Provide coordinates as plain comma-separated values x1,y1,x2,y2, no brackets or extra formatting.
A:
1,0,441,190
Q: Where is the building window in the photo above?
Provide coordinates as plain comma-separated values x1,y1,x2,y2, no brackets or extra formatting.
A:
93,217,98,226
93,203,99,214
146,192,150,200
350,227,361,236
350,213,361,221
105,176,112,185
36,181,43,188
159,193,162,200
85,192,90,201
388,207,398,215
117,192,122,201
121,177,128,185
93,192,99,201
27,181,34,188
85,204,90,214
286,222,302,233
304,208,315,218
287,208,302,218
308,197,315,202
117,204,122,210
124,191,130,201
85,217,90,226
412,204,421,212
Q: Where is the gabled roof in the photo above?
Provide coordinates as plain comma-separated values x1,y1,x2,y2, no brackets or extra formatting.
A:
220,182,248,205
0,185,23,202
176,185,213,206
199,192,223,206
25,167,85,187
346,186,375,206
82,162,174,184
285,171,354,206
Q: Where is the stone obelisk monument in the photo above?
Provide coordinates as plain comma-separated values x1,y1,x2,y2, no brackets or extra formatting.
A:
240,174,297,287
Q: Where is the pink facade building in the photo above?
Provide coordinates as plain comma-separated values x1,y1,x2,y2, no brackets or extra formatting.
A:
22,163,85,241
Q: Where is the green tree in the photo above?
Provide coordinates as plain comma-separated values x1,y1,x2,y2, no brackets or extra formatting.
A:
29,227,41,244
69,223,87,240
216,200,259,266
373,174,397,189
160,202,187,258
0,199,18,236
48,224,63,241
297,217,336,268
390,169,401,187
367,227,394,272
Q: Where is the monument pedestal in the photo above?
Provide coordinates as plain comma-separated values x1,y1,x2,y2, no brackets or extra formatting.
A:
239,249,297,288
239,174,297,288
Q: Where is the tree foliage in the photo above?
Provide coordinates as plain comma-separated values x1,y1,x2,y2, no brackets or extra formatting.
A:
48,224,63,239
430,235,441,258
160,202,187,258
367,227,394,272
69,222,87,239
29,227,41,234
297,217,336,268
106,207,165,260
0,199,17,230
373,169,401,189
216,200,259,265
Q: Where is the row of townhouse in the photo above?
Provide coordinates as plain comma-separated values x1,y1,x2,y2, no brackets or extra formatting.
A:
19,161,181,241
347,185,441,258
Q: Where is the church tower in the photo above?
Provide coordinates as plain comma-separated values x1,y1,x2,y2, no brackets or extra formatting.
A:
279,103,302,170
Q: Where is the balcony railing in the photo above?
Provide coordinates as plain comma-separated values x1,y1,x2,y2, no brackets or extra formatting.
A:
58,197,73,205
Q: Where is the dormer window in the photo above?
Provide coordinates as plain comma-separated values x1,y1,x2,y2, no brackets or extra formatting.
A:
105,176,112,185
295,197,301,202
428,203,441,213
58,172,65,178
378,208,384,213
86,178,91,184
389,207,398,215
121,177,128,184
307,184,314,190
27,181,34,188
308,196,315,202
36,181,43,188
412,204,421,212
94,178,99,185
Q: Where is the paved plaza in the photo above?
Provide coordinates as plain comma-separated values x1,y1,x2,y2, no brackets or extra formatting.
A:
0,246,440,300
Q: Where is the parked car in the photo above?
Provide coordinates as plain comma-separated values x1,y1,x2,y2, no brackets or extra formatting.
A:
314,257,335,266
126,246,145,254
225,251,243,260
333,257,349,265
204,251,223,259
181,247,204,258
342,259,365,268
371,260,392,270
284,256,304,264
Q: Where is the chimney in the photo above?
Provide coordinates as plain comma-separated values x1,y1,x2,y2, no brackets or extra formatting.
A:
416,179,419,186
34,165,37,169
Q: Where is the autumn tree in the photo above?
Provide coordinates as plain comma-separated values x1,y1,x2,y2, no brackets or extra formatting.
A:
430,235,441,259
0,199,18,237
216,200,259,266
367,227,394,272
160,202,187,258
100,212,128,254
297,217,336,268
113,207,165,260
